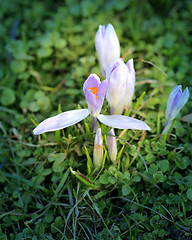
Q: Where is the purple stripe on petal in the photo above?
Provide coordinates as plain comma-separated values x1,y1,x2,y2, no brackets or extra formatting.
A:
169,87,182,115
106,58,124,80
170,87,189,120
165,85,181,119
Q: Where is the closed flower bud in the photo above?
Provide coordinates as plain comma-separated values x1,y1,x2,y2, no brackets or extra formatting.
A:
106,58,128,112
162,85,189,134
95,24,120,77
93,128,103,168
165,85,189,121
107,128,117,163
115,58,135,114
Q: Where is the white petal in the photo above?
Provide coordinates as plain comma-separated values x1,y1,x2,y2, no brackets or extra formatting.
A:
33,109,89,135
94,128,103,145
97,114,150,130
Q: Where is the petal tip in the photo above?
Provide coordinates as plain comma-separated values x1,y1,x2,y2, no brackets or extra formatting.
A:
33,126,42,135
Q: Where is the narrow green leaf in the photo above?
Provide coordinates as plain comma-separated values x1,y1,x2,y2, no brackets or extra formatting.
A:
102,147,107,167
55,168,70,194
134,91,146,110
85,146,93,175
70,168,96,188
157,112,161,135
117,145,124,162
124,107,131,116
84,123,91,133
73,124,80,136
117,145,124,170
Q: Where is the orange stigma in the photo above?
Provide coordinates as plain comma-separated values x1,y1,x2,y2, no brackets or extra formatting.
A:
88,87,98,99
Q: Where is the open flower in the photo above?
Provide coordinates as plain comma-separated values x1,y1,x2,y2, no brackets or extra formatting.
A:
162,85,189,134
33,74,150,135
83,74,108,117
95,24,120,77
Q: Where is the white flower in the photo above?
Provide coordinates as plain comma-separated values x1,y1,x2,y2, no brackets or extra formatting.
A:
95,24,120,77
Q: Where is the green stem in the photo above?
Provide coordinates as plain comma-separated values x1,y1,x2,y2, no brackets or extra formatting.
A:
93,117,97,132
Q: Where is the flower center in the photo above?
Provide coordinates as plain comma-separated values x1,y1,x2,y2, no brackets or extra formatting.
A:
88,87,98,99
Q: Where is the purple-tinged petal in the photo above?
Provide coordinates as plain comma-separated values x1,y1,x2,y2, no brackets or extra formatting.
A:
83,74,107,117
107,128,117,163
165,85,181,119
84,90,98,116
97,114,150,130
106,58,136,113
126,58,135,84
83,74,100,93
170,87,189,120
165,85,189,120
121,74,135,109
94,128,103,146
106,58,128,109
96,79,108,114
119,58,135,109
83,74,104,117
106,58,124,80
95,24,120,76
33,109,89,135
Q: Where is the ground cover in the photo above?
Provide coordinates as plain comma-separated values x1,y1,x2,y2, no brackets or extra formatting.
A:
0,0,192,239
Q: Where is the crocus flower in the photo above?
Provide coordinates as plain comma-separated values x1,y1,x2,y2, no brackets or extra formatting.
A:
33,74,150,135
83,74,107,117
93,128,103,168
162,85,189,134
107,128,117,163
114,58,135,114
95,24,120,77
106,58,127,113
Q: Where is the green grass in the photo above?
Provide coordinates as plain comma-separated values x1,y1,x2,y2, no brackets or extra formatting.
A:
0,0,192,239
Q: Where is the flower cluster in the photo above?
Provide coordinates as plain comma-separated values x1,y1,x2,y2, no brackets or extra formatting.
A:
33,23,189,168
33,73,150,135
